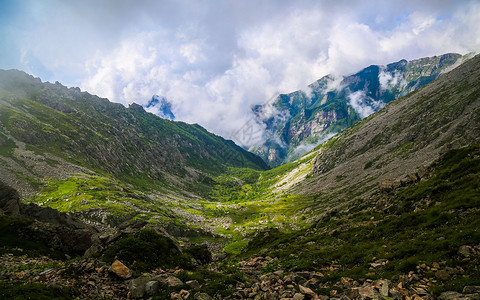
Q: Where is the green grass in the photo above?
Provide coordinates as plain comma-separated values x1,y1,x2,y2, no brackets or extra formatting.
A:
223,240,249,255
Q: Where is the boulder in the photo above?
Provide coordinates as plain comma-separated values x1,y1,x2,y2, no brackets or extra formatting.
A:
145,281,160,297
128,275,152,298
377,279,390,297
0,181,21,216
110,260,132,279
0,182,99,257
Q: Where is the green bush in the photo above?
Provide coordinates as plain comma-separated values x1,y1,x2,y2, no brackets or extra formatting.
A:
102,228,191,271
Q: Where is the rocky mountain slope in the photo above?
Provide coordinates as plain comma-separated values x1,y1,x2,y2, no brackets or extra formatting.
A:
251,53,472,167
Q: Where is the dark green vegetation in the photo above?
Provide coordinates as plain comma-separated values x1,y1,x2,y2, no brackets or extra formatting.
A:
102,228,192,272
241,145,480,294
0,283,79,300
0,214,59,258
251,53,469,167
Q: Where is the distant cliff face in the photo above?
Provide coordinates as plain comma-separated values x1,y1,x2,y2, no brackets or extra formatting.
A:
251,53,470,167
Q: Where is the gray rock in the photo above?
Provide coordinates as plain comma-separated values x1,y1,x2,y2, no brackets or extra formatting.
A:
194,292,214,300
145,281,159,297
162,275,184,287
296,271,311,279
438,291,464,300
0,181,21,216
304,278,320,290
128,275,152,298
390,290,403,300
292,274,307,285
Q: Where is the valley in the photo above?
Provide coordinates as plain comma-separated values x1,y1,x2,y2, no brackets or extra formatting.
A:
1,53,480,299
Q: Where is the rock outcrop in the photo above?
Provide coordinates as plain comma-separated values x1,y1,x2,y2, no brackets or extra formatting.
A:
0,181,99,257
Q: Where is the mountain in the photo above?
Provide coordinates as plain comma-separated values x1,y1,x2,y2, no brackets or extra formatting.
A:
0,69,267,228
251,53,472,167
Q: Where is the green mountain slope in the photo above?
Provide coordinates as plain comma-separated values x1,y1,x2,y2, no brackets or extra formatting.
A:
0,69,267,229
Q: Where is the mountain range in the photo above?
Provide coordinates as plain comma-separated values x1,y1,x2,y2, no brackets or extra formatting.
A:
0,53,479,299
250,53,472,166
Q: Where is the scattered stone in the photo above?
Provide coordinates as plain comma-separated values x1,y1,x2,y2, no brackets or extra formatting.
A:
296,271,311,279
459,245,473,257
438,291,464,300
110,260,132,279
415,287,429,296
390,289,403,300
463,286,480,294
378,279,390,297
299,285,319,299
194,292,214,300
358,286,376,299
346,288,359,299
435,269,450,281
128,275,152,299
293,293,305,300
311,272,324,279
163,275,184,287
178,289,190,299
187,279,201,290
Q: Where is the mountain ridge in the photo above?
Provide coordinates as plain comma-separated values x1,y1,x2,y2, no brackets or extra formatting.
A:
251,52,473,167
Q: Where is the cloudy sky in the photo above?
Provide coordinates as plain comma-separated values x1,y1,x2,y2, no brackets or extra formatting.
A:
1,0,479,144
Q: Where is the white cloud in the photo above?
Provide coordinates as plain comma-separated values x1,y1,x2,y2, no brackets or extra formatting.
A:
3,0,480,146
348,90,385,118
378,68,406,91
